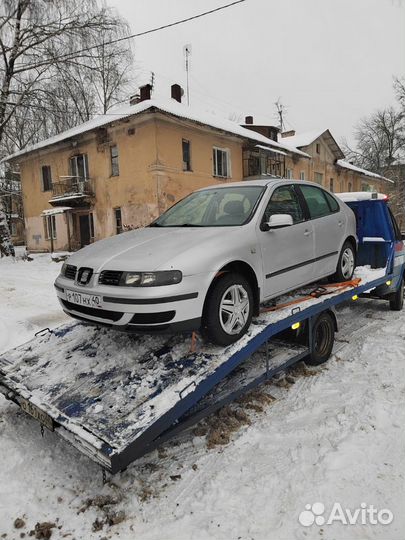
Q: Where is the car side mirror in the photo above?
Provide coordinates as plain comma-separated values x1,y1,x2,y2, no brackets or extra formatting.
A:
264,214,294,231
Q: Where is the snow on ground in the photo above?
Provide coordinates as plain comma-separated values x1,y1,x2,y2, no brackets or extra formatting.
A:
0,254,404,540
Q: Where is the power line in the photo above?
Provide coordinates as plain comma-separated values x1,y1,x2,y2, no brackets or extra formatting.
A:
15,1,247,70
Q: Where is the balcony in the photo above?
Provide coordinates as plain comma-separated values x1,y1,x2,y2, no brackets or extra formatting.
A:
50,176,94,206
243,147,285,179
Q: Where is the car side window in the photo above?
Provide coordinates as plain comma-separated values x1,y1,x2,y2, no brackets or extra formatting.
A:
262,185,305,226
300,185,333,219
323,191,340,212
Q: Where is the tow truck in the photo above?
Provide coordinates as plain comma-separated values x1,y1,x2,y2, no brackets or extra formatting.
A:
0,192,403,475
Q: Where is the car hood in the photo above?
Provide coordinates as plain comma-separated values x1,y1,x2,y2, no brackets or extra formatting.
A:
66,226,243,274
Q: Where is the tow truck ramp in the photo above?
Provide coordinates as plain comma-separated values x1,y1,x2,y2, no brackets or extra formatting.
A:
0,267,393,474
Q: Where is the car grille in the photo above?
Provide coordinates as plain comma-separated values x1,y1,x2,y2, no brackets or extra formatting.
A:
64,264,77,280
99,270,123,286
129,311,175,325
61,300,123,322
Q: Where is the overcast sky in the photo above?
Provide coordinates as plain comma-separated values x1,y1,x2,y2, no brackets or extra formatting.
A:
107,0,405,145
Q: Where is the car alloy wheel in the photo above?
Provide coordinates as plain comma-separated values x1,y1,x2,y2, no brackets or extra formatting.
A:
219,284,250,335
341,247,355,279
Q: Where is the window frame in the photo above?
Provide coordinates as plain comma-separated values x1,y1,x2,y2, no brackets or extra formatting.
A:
314,172,323,185
182,139,192,171
285,168,293,179
69,153,89,179
11,221,17,236
213,147,231,179
299,171,305,180
114,207,122,234
43,215,57,240
110,145,120,177
260,183,306,230
296,184,340,221
41,165,52,192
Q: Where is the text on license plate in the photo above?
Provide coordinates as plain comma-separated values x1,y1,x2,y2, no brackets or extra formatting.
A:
65,289,103,308
20,398,54,431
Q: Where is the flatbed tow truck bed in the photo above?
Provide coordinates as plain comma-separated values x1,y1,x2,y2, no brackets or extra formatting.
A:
0,266,393,474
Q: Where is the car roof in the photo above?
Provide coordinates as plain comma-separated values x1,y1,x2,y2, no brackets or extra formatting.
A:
196,179,329,191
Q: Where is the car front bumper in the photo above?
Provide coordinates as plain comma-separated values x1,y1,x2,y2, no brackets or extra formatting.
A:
54,271,215,333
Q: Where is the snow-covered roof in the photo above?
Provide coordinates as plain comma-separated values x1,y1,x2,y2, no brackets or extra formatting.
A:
41,207,72,216
280,129,344,160
336,192,388,202
1,99,309,162
336,160,394,183
255,144,287,156
279,129,326,148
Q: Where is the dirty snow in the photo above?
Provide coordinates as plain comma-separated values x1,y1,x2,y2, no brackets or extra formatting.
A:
0,254,404,540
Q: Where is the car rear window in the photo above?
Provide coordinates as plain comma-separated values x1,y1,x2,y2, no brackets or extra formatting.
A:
300,185,333,219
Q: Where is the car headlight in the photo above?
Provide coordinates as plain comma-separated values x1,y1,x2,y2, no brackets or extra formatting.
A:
120,270,182,287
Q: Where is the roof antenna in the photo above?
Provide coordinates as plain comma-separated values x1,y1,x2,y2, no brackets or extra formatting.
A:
275,98,285,132
183,44,192,106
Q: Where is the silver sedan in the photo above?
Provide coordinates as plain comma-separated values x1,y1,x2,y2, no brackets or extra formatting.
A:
55,179,357,345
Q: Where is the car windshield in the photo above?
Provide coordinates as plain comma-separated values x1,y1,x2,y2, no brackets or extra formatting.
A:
151,185,266,227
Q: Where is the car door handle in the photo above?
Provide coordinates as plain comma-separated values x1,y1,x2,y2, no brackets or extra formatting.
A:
338,220,344,227
304,229,312,236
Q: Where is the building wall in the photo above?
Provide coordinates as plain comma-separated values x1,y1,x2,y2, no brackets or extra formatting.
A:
17,113,244,252
283,135,385,193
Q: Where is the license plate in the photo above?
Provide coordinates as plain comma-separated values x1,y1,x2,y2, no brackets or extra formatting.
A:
65,289,102,309
20,398,54,431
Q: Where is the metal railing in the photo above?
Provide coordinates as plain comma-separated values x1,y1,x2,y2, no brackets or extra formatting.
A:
51,176,94,198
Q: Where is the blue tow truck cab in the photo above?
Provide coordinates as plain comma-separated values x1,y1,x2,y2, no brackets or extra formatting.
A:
0,190,404,475
341,192,405,309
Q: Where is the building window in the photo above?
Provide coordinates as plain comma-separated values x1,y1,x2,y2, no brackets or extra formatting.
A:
182,139,191,171
89,213,95,239
348,182,352,192
110,145,119,176
41,165,52,192
11,222,17,236
329,178,334,192
114,207,122,234
286,168,293,179
213,147,231,178
69,154,89,179
316,143,321,154
314,172,323,185
43,215,56,240
299,171,305,180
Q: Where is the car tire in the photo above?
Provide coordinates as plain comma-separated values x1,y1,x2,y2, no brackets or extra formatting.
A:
202,273,254,346
330,240,356,282
306,311,335,366
389,278,404,311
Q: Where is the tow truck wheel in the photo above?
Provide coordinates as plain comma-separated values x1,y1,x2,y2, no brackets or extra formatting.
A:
389,278,404,311
306,311,335,366
202,273,253,346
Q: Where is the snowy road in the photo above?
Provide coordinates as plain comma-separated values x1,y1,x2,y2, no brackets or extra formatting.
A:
0,254,404,540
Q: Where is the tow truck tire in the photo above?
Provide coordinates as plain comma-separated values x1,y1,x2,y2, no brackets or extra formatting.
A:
306,311,335,366
202,273,253,346
330,241,356,283
389,278,404,311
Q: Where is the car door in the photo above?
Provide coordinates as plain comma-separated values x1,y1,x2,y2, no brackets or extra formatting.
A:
297,185,346,278
258,184,315,298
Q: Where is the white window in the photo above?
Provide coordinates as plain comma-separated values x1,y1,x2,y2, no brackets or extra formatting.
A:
299,171,305,180
213,147,231,178
286,168,293,179
314,172,323,185
69,154,89,179
43,215,56,240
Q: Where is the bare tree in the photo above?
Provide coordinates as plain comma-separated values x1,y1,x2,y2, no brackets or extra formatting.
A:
343,107,405,173
0,0,134,151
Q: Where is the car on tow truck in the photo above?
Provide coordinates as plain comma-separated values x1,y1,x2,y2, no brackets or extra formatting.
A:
55,179,357,345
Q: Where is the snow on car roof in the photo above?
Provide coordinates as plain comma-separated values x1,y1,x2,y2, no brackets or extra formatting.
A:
336,192,388,202
1,99,309,163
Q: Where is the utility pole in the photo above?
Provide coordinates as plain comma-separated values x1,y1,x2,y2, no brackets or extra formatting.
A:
183,44,192,105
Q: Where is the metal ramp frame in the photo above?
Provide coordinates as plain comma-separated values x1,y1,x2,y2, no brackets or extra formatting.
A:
0,269,393,474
